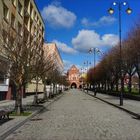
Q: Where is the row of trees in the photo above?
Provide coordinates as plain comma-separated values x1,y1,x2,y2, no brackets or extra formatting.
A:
0,22,67,115
87,22,140,94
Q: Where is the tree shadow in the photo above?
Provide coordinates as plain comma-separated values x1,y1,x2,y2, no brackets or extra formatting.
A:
131,115,140,120
0,118,14,125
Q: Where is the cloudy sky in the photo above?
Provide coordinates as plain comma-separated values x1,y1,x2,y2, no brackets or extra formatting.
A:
35,0,140,71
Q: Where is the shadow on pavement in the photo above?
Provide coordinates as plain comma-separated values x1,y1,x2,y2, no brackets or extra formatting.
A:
0,118,14,126
131,114,140,120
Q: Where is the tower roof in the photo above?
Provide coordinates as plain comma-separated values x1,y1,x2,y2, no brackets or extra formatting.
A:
68,65,79,72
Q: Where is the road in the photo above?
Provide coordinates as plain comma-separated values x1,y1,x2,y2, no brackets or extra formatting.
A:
5,89,140,140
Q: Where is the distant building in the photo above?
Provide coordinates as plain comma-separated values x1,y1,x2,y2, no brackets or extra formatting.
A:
67,65,81,88
26,43,64,94
44,43,64,72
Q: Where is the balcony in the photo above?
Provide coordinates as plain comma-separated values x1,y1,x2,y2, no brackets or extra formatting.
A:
24,7,30,17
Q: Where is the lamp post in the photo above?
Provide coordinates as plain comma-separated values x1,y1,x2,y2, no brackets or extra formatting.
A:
108,2,132,106
89,47,102,96
84,61,91,93
80,68,84,90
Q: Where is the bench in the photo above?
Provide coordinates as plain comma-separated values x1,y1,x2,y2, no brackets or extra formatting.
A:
0,110,11,119
37,98,45,104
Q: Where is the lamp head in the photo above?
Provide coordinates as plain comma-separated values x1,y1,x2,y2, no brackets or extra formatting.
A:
126,7,132,14
88,48,93,53
89,50,92,54
123,2,127,6
113,2,117,6
108,8,114,14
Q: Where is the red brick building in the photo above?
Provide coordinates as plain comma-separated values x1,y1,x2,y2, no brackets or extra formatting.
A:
67,65,81,88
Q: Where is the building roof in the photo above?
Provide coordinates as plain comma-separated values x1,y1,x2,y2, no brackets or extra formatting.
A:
70,65,78,70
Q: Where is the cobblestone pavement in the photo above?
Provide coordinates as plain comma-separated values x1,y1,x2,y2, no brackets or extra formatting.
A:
5,89,140,140
88,91,140,116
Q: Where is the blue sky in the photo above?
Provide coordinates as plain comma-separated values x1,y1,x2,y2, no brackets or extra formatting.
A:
35,0,140,71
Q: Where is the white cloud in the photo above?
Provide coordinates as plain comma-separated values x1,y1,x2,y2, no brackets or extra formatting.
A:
63,60,72,67
42,4,76,28
81,18,89,26
72,30,101,52
53,40,77,54
72,29,119,52
81,16,116,27
102,34,119,47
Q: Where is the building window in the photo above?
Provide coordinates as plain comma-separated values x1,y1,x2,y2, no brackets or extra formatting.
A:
3,4,9,22
34,12,36,20
11,14,16,29
25,16,29,31
2,29,8,45
73,77,76,80
0,73,5,84
12,0,16,7
34,27,37,36
34,12,37,21
30,4,34,19
30,21,34,34
18,22,22,36
18,1,23,16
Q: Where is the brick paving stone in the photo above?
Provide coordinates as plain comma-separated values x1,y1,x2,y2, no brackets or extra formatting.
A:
5,89,140,140
88,91,140,116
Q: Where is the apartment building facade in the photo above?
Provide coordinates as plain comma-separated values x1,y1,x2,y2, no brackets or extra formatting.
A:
0,0,45,100
26,43,64,94
44,43,64,73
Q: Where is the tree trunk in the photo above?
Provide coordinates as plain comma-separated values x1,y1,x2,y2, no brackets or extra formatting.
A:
52,83,55,98
23,85,26,98
101,82,104,90
107,82,110,91
15,85,23,115
105,81,107,91
111,82,114,91
121,76,125,92
115,74,119,92
56,84,57,94
98,83,100,90
33,76,39,104
139,76,140,94
43,84,47,100
128,74,132,93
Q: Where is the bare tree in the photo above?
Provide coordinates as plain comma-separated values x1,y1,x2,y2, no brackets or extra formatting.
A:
87,18,140,94
0,22,43,114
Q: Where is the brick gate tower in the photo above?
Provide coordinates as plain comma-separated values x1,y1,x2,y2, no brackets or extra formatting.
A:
67,65,81,88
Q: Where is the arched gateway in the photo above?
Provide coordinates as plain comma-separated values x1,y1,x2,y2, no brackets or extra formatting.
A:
67,65,81,88
71,83,77,88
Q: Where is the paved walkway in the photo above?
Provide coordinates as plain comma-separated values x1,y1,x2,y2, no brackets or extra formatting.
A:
87,91,140,117
0,93,64,140
5,89,140,140
0,93,44,139
0,94,44,110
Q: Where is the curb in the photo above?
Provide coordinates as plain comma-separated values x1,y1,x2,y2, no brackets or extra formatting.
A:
86,92,140,118
0,92,65,140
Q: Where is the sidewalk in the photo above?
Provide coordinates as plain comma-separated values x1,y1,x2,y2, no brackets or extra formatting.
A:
0,92,65,140
87,91,140,118
0,94,44,109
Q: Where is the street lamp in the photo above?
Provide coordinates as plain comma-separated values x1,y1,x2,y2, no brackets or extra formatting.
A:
80,68,84,90
108,2,132,106
89,47,102,96
84,61,91,93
